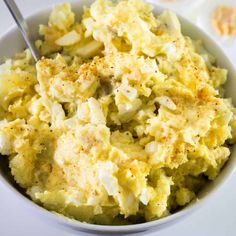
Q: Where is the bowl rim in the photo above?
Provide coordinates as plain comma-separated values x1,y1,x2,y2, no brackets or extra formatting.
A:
0,0,236,233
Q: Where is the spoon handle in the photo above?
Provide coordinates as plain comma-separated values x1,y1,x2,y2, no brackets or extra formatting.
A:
3,0,40,61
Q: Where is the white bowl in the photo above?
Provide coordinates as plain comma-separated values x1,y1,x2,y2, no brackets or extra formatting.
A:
0,1,236,235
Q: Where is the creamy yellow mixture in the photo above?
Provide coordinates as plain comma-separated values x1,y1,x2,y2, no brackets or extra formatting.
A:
0,0,236,225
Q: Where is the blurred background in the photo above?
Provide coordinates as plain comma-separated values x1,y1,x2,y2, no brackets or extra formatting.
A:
0,0,235,236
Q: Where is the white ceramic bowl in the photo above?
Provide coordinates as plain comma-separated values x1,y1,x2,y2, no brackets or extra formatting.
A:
0,1,236,235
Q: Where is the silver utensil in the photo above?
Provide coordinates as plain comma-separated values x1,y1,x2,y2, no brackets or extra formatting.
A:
3,0,40,61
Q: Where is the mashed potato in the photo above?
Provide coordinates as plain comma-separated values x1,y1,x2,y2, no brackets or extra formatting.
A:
0,0,236,225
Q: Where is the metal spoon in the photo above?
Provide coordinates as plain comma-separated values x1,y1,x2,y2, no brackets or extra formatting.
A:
3,0,40,61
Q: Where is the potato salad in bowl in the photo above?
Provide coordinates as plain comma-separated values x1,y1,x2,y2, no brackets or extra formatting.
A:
0,0,236,225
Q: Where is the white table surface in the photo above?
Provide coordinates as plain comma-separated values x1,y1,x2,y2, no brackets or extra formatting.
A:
0,1,236,236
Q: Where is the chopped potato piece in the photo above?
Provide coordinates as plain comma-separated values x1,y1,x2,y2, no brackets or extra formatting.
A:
55,30,81,46
76,40,103,58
